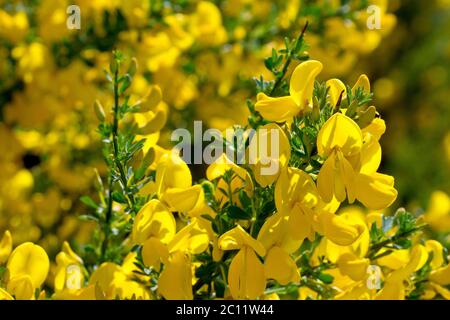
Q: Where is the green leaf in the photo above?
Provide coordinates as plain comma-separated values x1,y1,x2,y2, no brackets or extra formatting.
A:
118,74,132,94
214,278,226,298
80,195,98,209
112,191,127,204
227,205,252,220
318,272,334,284
78,214,99,222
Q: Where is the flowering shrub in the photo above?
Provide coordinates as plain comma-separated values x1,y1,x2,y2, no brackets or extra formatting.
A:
0,1,449,300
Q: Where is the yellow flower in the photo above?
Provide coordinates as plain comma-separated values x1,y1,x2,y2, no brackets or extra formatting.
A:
317,211,366,247
0,10,29,43
158,251,193,300
376,244,428,300
161,184,215,218
317,113,362,203
155,153,192,197
422,240,450,299
326,74,370,107
258,213,301,285
424,191,450,233
189,1,227,46
6,242,50,299
255,60,323,122
206,153,253,207
275,167,319,241
248,123,291,187
219,226,266,299
157,219,210,300
54,242,84,292
317,113,397,209
89,262,150,300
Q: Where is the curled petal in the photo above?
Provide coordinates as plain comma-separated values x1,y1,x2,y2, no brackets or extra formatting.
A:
161,185,203,213
289,60,323,107
354,172,397,210
219,225,266,257
254,93,301,122
319,211,364,246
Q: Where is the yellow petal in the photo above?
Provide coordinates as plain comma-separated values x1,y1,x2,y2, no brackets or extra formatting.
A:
218,225,266,257
317,153,337,203
362,118,386,141
161,185,203,213
425,240,444,269
142,237,169,271
7,242,49,289
248,123,291,187
228,247,266,299
337,252,369,281
0,230,12,264
140,85,162,112
7,275,34,300
430,282,450,300
131,199,176,244
89,262,126,297
352,74,371,95
155,153,192,196
206,153,253,206
354,172,397,210
264,246,300,285
289,60,323,107
326,78,346,107
430,264,450,286
359,135,382,174
287,204,315,241
375,280,404,300
319,211,364,246
136,106,167,135
257,212,302,254
168,221,210,255
317,113,363,157
0,287,14,300
275,167,319,215
377,249,410,270
158,251,193,300
254,93,301,122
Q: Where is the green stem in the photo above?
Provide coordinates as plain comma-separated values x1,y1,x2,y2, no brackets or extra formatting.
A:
368,225,425,260
270,21,309,96
101,178,114,261
111,67,136,212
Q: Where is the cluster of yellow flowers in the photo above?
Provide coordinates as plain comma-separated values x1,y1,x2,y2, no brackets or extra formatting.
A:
0,1,398,253
1,50,450,299
0,0,449,301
